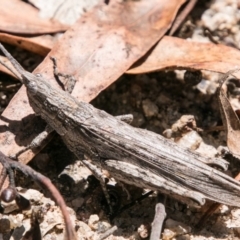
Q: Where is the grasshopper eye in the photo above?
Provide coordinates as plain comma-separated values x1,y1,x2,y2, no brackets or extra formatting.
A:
27,81,38,95
36,73,42,77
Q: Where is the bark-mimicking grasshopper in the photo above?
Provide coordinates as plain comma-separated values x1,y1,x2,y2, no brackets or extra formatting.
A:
0,43,240,212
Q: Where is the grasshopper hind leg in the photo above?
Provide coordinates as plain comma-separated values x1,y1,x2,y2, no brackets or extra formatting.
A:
82,159,114,213
103,160,206,207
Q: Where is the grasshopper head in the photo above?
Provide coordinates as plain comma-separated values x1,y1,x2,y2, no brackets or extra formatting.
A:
21,71,39,95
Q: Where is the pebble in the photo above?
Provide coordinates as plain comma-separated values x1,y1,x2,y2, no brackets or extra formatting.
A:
88,214,99,230
0,217,11,233
202,1,240,32
142,99,159,118
195,141,218,158
58,160,92,191
226,209,240,228
137,224,149,238
71,197,84,208
162,228,175,240
32,153,50,170
176,234,191,240
162,219,191,240
131,83,142,96
175,131,202,151
196,79,211,95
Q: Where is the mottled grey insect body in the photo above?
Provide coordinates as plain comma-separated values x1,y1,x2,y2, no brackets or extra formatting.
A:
1,43,240,208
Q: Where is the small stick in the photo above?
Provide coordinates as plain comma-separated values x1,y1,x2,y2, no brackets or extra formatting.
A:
169,0,197,36
0,151,77,240
150,194,167,240
99,226,118,240
195,202,219,230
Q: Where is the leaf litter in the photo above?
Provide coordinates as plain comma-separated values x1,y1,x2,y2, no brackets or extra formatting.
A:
1,0,240,239
0,0,67,35
0,0,186,163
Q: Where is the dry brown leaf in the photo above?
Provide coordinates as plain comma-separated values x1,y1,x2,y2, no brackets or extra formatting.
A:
218,70,240,158
0,0,186,163
0,33,54,57
127,36,240,77
29,0,102,25
127,36,240,158
0,0,68,34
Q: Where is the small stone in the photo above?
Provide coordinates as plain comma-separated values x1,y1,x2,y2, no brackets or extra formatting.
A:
219,205,229,214
32,153,50,170
171,115,197,135
165,218,191,236
195,142,218,158
142,99,159,118
156,94,171,105
175,131,202,151
176,234,191,240
186,209,192,216
88,214,99,230
97,221,112,233
8,213,24,229
217,145,229,157
226,209,240,228
132,112,145,127
59,161,92,190
162,228,175,240
135,74,150,84
184,70,202,86
76,221,94,239
17,188,44,204
163,129,173,139
0,217,11,233
137,224,149,238
1,200,18,214
233,227,240,238
71,197,84,208
131,84,142,96
196,79,210,94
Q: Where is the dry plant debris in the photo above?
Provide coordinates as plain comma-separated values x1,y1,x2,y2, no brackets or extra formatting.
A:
0,0,240,239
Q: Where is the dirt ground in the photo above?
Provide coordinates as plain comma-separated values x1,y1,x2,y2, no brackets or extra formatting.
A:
1,0,240,239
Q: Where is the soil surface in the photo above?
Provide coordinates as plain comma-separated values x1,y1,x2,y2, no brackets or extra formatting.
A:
1,0,240,239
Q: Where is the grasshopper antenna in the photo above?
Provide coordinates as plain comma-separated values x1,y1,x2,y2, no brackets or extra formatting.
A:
0,43,24,82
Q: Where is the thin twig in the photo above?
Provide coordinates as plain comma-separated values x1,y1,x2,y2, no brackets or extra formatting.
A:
99,226,118,240
150,194,167,240
169,0,197,36
0,151,77,240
